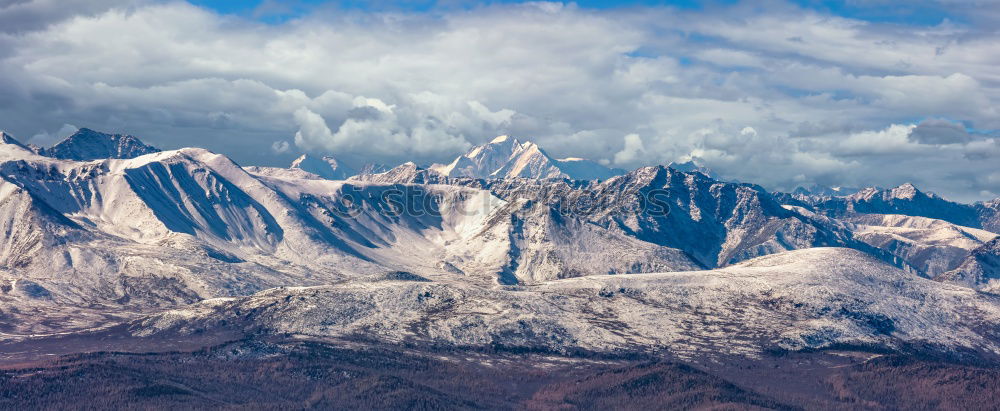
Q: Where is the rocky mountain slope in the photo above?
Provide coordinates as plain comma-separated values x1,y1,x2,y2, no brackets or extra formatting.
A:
846,214,997,278
938,238,1000,293
0,131,707,333
480,166,890,269
792,183,997,232
2,128,1000,366
770,182,1000,285
349,161,447,184
38,128,159,160
129,248,1000,360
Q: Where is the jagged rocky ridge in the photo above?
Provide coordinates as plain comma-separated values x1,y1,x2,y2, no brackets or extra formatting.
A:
774,182,1000,284
0,131,701,333
786,182,999,232
2,129,1000,362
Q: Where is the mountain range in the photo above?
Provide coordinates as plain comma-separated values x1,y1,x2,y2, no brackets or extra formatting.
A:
3,127,1000,407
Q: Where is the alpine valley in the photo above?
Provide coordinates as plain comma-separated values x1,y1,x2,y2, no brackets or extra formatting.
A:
3,128,1000,409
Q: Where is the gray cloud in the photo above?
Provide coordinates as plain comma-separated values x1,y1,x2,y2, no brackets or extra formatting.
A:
0,0,135,33
0,1,998,201
908,118,972,144
271,140,290,154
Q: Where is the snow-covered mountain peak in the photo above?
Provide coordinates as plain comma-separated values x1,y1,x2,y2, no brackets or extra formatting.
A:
41,128,160,160
352,161,445,184
432,135,622,181
516,140,543,155
466,135,523,165
619,164,669,184
889,182,922,199
0,131,20,145
796,182,990,232
108,146,227,171
847,183,934,203
849,186,883,201
0,130,32,152
489,134,515,144
7,124,1000,370
623,164,720,186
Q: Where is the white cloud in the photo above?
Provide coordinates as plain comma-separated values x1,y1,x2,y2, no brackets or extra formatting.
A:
614,133,645,165
0,1,998,200
292,107,337,151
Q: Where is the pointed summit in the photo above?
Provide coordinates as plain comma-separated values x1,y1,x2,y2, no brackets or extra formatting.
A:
430,135,622,180
41,128,159,160
490,134,514,144
889,182,921,200
0,131,29,150
0,131,37,158
290,154,354,180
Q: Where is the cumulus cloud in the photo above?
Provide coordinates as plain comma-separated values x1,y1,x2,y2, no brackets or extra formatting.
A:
293,107,337,152
292,93,496,159
0,1,998,200
613,134,645,165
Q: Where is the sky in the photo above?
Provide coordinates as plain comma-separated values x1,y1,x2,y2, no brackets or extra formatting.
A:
0,0,999,202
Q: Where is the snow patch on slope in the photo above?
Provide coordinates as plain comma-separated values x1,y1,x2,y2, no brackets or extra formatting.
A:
130,248,1000,360
848,214,998,277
